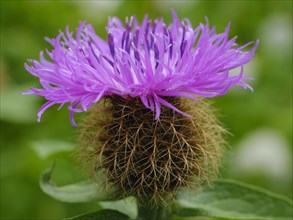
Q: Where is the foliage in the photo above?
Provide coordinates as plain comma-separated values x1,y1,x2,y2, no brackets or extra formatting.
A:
40,165,292,220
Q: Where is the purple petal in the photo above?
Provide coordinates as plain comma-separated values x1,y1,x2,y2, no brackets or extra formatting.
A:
23,10,258,125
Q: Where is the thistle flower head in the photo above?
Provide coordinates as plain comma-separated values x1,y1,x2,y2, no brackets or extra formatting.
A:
25,10,258,205
24,10,258,126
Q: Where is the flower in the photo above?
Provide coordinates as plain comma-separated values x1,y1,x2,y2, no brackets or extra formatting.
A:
24,10,259,204
24,10,258,126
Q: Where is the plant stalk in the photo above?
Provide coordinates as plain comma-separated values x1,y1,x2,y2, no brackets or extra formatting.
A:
136,202,172,220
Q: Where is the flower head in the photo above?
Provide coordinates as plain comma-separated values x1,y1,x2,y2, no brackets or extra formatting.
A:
25,10,258,204
24,10,258,126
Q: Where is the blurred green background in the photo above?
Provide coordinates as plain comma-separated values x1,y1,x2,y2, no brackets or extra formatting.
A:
1,0,292,219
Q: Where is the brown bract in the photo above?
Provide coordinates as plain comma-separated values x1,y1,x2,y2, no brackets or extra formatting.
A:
79,95,225,205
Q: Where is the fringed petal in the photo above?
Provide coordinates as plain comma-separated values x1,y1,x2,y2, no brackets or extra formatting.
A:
24,10,258,125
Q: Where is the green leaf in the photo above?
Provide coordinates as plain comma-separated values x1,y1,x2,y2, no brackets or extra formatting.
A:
175,179,293,220
40,163,119,203
64,209,131,220
99,197,137,219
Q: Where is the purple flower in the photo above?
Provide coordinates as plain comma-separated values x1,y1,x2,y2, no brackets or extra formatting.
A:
24,10,258,126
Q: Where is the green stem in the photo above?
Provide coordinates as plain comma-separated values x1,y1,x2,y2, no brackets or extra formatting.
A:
136,203,172,220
